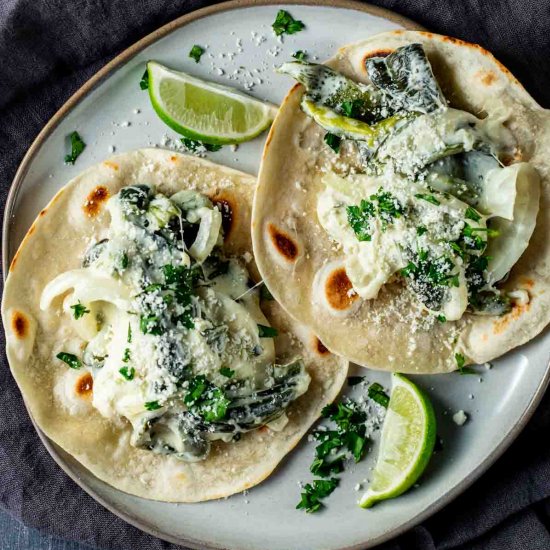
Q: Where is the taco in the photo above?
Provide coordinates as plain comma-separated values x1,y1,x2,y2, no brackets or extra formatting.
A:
252,31,549,373
1,148,347,501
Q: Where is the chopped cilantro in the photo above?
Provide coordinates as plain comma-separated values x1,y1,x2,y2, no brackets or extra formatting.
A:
340,99,364,118
145,400,162,411
437,314,447,323
347,189,403,242
415,193,440,206
56,352,81,369
139,68,149,90
347,200,375,241
347,376,364,386
324,132,341,153
260,284,274,301
272,9,305,36
122,348,131,362
189,44,204,63
139,314,163,335
455,352,475,375
70,301,90,320
220,367,235,378
64,131,86,165
296,478,338,513
292,50,307,61
181,137,222,152
367,382,389,408
119,366,135,381
119,252,129,270
184,375,229,421
416,226,428,236
258,324,278,338
465,206,482,222
127,323,132,343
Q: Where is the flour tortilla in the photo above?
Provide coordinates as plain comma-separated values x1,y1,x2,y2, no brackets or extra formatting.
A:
253,31,550,374
1,148,348,502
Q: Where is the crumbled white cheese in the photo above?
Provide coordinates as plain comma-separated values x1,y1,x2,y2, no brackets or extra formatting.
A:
452,410,468,426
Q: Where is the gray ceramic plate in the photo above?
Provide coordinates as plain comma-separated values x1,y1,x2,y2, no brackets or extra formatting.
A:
3,1,550,549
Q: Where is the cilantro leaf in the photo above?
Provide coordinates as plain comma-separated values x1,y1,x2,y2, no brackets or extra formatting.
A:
323,132,341,153
140,314,163,335
184,375,229,421
189,44,204,63
145,400,162,411
465,206,482,222
292,50,307,61
367,382,390,408
272,10,305,36
119,366,135,381
122,348,131,362
416,226,428,236
127,323,132,343
415,193,440,206
56,352,82,369
340,99,364,118
64,131,86,165
70,301,90,320
346,200,375,242
296,478,338,513
258,324,278,338
455,352,476,375
220,367,235,378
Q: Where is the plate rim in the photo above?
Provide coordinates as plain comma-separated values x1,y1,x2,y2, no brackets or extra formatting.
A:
2,1,549,549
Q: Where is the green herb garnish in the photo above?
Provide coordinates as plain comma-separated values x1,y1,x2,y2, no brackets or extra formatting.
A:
296,478,339,513
127,323,132,343
122,348,131,362
56,352,82,369
416,226,428,236
465,206,482,222
437,314,447,323
119,366,135,381
324,132,341,153
64,131,86,165
258,324,278,338
272,10,305,36
455,352,475,375
145,400,162,411
220,367,235,378
292,50,307,61
347,200,375,241
140,314,163,335
184,375,230,422
341,99,364,118
70,301,90,320
367,382,390,408
139,68,149,90
415,193,440,206
189,45,205,63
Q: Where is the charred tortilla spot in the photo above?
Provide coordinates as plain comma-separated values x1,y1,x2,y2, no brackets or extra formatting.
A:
170,155,178,162
492,302,532,334
11,311,28,339
83,185,110,217
325,268,358,310
520,277,535,289
103,161,119,171
39,209,47,217
479,70,497,86
210,194,234,240
75,372,93,397
28,224,36,235
363,48,393,61
268,224,299,262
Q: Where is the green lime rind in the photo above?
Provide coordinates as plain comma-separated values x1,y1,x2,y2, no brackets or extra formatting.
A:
147,61,276,145
359,373,436,509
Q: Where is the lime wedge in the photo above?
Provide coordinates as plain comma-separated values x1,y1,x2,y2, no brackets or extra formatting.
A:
359,373,436,508
147,61,277,144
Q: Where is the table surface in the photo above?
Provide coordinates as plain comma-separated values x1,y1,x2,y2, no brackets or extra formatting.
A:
0,509,92,550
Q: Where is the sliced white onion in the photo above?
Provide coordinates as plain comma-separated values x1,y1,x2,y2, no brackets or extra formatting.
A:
486,163,540,283
40,269,130,311
188,207,222,263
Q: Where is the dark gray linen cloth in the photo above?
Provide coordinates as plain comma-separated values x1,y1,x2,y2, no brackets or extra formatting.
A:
0,1,549,548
